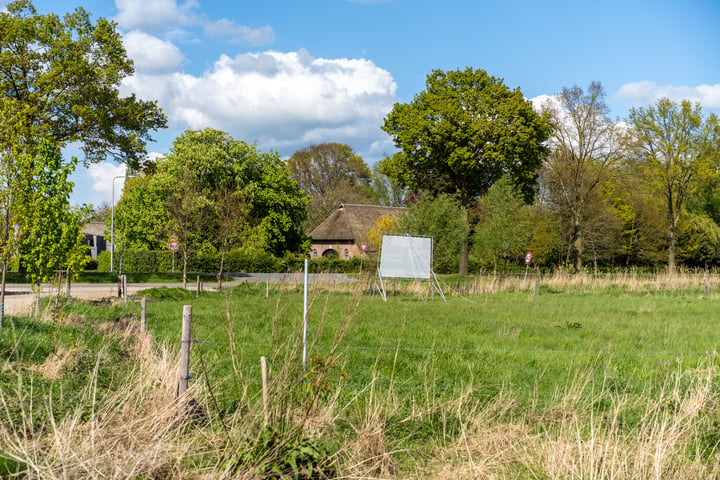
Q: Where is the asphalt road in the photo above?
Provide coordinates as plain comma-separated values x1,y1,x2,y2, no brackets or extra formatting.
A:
0,273,357,315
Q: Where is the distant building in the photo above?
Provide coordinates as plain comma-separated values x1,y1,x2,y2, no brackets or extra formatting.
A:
309,204,406,259
82,222,107,259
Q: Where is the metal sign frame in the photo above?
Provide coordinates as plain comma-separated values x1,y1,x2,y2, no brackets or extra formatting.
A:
374,234,445,301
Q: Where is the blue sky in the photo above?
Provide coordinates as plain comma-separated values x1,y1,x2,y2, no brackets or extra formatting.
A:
5,0,720,207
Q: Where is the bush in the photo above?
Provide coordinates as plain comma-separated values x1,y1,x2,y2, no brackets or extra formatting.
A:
97,250,111,273
93,248,376,274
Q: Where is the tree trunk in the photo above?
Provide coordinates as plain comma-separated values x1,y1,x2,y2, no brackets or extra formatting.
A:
0,259,6,328
459,237,469,277
668,213,677,275
458,206,469,277
573,215,583,273
217,249,226,290
182,250,188,288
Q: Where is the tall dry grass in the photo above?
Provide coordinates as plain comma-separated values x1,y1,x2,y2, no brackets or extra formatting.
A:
386,269,720,297
4,283,720,478
425,356,720,479
0,328,213,479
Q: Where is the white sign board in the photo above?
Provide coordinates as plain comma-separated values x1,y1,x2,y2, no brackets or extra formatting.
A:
378,235,433,280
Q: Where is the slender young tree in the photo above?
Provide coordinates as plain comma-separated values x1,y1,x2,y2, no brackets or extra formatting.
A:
473,176,531,273
399,194,467,274
165,171,212,288
17,139,89,311
215,190,247,289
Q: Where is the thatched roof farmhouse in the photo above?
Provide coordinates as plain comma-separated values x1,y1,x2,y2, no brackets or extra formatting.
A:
309,204,406,258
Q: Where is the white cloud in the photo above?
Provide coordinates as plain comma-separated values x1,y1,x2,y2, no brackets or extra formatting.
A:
204,19,275,45
530,94,560,113
122,31,186,73
120,49,398,155
87,163,129,204
615,82,720,110
114,0,274,47
114,0,199,33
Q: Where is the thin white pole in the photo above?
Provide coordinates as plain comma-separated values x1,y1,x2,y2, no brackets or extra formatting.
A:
110,174,135,272
178,305,192,397
302,258,308,371
261,356,269,426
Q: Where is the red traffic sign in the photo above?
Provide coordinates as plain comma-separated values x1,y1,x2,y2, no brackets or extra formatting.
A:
169,239,179,252
525,252,532,265
360,242,369,252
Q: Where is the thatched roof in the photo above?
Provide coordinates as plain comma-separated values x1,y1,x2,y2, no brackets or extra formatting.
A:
309,204,406,242
83,222,106,237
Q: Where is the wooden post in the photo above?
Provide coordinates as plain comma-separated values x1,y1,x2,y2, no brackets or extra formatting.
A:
140,297,147,333
534,273,541,296
123,274,128,304
261,356,269,426
196,275,201,299
266,278,269,298
178,305,192,397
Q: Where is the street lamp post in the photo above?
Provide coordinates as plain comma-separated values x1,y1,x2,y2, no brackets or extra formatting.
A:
110,174,135,272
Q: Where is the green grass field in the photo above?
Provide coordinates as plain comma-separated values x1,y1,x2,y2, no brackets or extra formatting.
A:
3,278,720,478
140,283,720,401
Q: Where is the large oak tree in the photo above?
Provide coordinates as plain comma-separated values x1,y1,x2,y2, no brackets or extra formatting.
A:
381,68,553,275
0,0,166,166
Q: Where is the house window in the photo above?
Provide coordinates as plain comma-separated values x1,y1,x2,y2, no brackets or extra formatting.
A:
313,249,317,257
344,248,349,258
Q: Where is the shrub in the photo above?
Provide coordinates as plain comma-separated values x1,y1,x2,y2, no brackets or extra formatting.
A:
97,251,111,272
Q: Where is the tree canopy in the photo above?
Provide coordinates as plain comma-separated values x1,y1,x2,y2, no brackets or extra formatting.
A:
381,67,553,274
113,129,309,263
288,143,372,231
0,0,166,166
628,98,720,272
541,82,623,272
381,68,553,206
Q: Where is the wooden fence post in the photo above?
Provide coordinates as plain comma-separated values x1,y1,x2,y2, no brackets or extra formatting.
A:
196,275,201,299
261,356,269,426
123,274,128,304
178,305,192,397
140,297,147,333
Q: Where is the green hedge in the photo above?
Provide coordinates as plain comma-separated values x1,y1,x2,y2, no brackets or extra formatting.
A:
95,249,378,274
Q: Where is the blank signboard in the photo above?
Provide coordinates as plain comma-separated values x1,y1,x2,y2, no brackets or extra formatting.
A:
378,235,433,280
